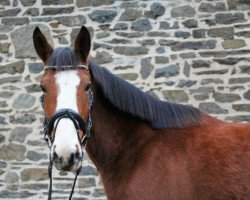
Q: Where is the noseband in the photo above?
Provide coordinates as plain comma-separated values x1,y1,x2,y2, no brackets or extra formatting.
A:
40,65,94,200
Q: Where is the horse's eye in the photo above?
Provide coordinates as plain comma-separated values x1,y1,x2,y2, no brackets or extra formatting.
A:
40,85,47,93
85,84,91,91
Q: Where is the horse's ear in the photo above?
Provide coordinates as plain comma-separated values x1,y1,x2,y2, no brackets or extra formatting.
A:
74,26,91,62
33,27,53,63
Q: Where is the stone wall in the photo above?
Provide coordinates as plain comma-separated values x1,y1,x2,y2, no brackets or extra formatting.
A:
0,0,250,199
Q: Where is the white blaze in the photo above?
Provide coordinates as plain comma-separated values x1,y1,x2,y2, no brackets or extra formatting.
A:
53,71,82,164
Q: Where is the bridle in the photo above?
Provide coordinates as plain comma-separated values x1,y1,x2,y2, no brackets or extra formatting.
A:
40,65,94,200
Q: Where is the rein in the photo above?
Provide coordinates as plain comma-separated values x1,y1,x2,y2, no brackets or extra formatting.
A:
40,64,94,200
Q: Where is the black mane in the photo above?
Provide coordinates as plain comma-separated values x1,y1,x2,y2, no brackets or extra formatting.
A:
89,60,201,129
48,47,201,129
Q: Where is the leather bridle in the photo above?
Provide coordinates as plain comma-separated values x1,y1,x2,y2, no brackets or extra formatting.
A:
40,65,94,200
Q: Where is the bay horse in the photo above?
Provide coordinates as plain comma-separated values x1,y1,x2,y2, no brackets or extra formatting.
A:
33,26,250,200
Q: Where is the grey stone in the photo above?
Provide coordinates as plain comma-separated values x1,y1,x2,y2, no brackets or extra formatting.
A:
0,42,10,53
0,101,7,108
192,60,210,68
9,127,32,143
28,63,43,74
222,39,246,49
119,9,142,21
0,34,8,40
163,90,189,103
116,32,144,38
93,188,106,197
0,191,34,198
194,94,209,101
0,0,10,6
207,27,234,39
244,89,250,100
180,52,196,59
226,115,250,122
108,38,131,44
96,32,109,39
12,94,36,109
213,92,241,102
76,0,114,7
155,65,180,78
240,65,250,74
78,178,96,188
131,18,152,31
0,60,25,75
95,51,113,64
2,17,29,26
42,0,73,5
0,91,15,99
233,104,250,112
114,46,148,56
196,69,228,75
199,102,228,114
0,76,22,85
121,2,139,8
198,2,226,13
171,5,196,18
201,78,223,85
22,183,48,190
89,10,117,23
193,29,206,38
174,31,190,39
9,113,36,124
148,32,170,38
113,23,128,30
138,39,156,46
0,116,7,125
159,39,178,46
183,61,190,77
0,161,7,168
140,58,154,79
80,166,98,176
160,21,179,30
190,86,215,94
42,6,74,15
171,40,216,51
117,73,138,81
155,56,169,64
21,168,48,182
177,80,196,87
145,2,165,19
11,24,53,59
228,0,250,11
229,77,250,84
0,24,14,33
27,151,47,161
182,19,198,28
215,12,245,24
5,172,19,183
93,42,112,50
0,8,21,17
57,15,86,27
214,57,243,65
235,31,250,38
0,143,26,161
25,84,42,93
19,0,36,6
0,133,5,143
23,8,39,16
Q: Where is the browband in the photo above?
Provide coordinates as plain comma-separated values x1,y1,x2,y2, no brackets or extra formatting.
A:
44,65,89,72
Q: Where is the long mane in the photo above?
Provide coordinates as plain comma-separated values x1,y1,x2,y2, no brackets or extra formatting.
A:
89,60,201,129
47,47,201,130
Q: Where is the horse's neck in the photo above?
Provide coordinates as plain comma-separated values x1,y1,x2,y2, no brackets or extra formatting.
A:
86,86,140,177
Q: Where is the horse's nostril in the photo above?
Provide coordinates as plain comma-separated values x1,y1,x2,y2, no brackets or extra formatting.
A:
53,152,61,163
68,153,75,166
75,151,81,159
